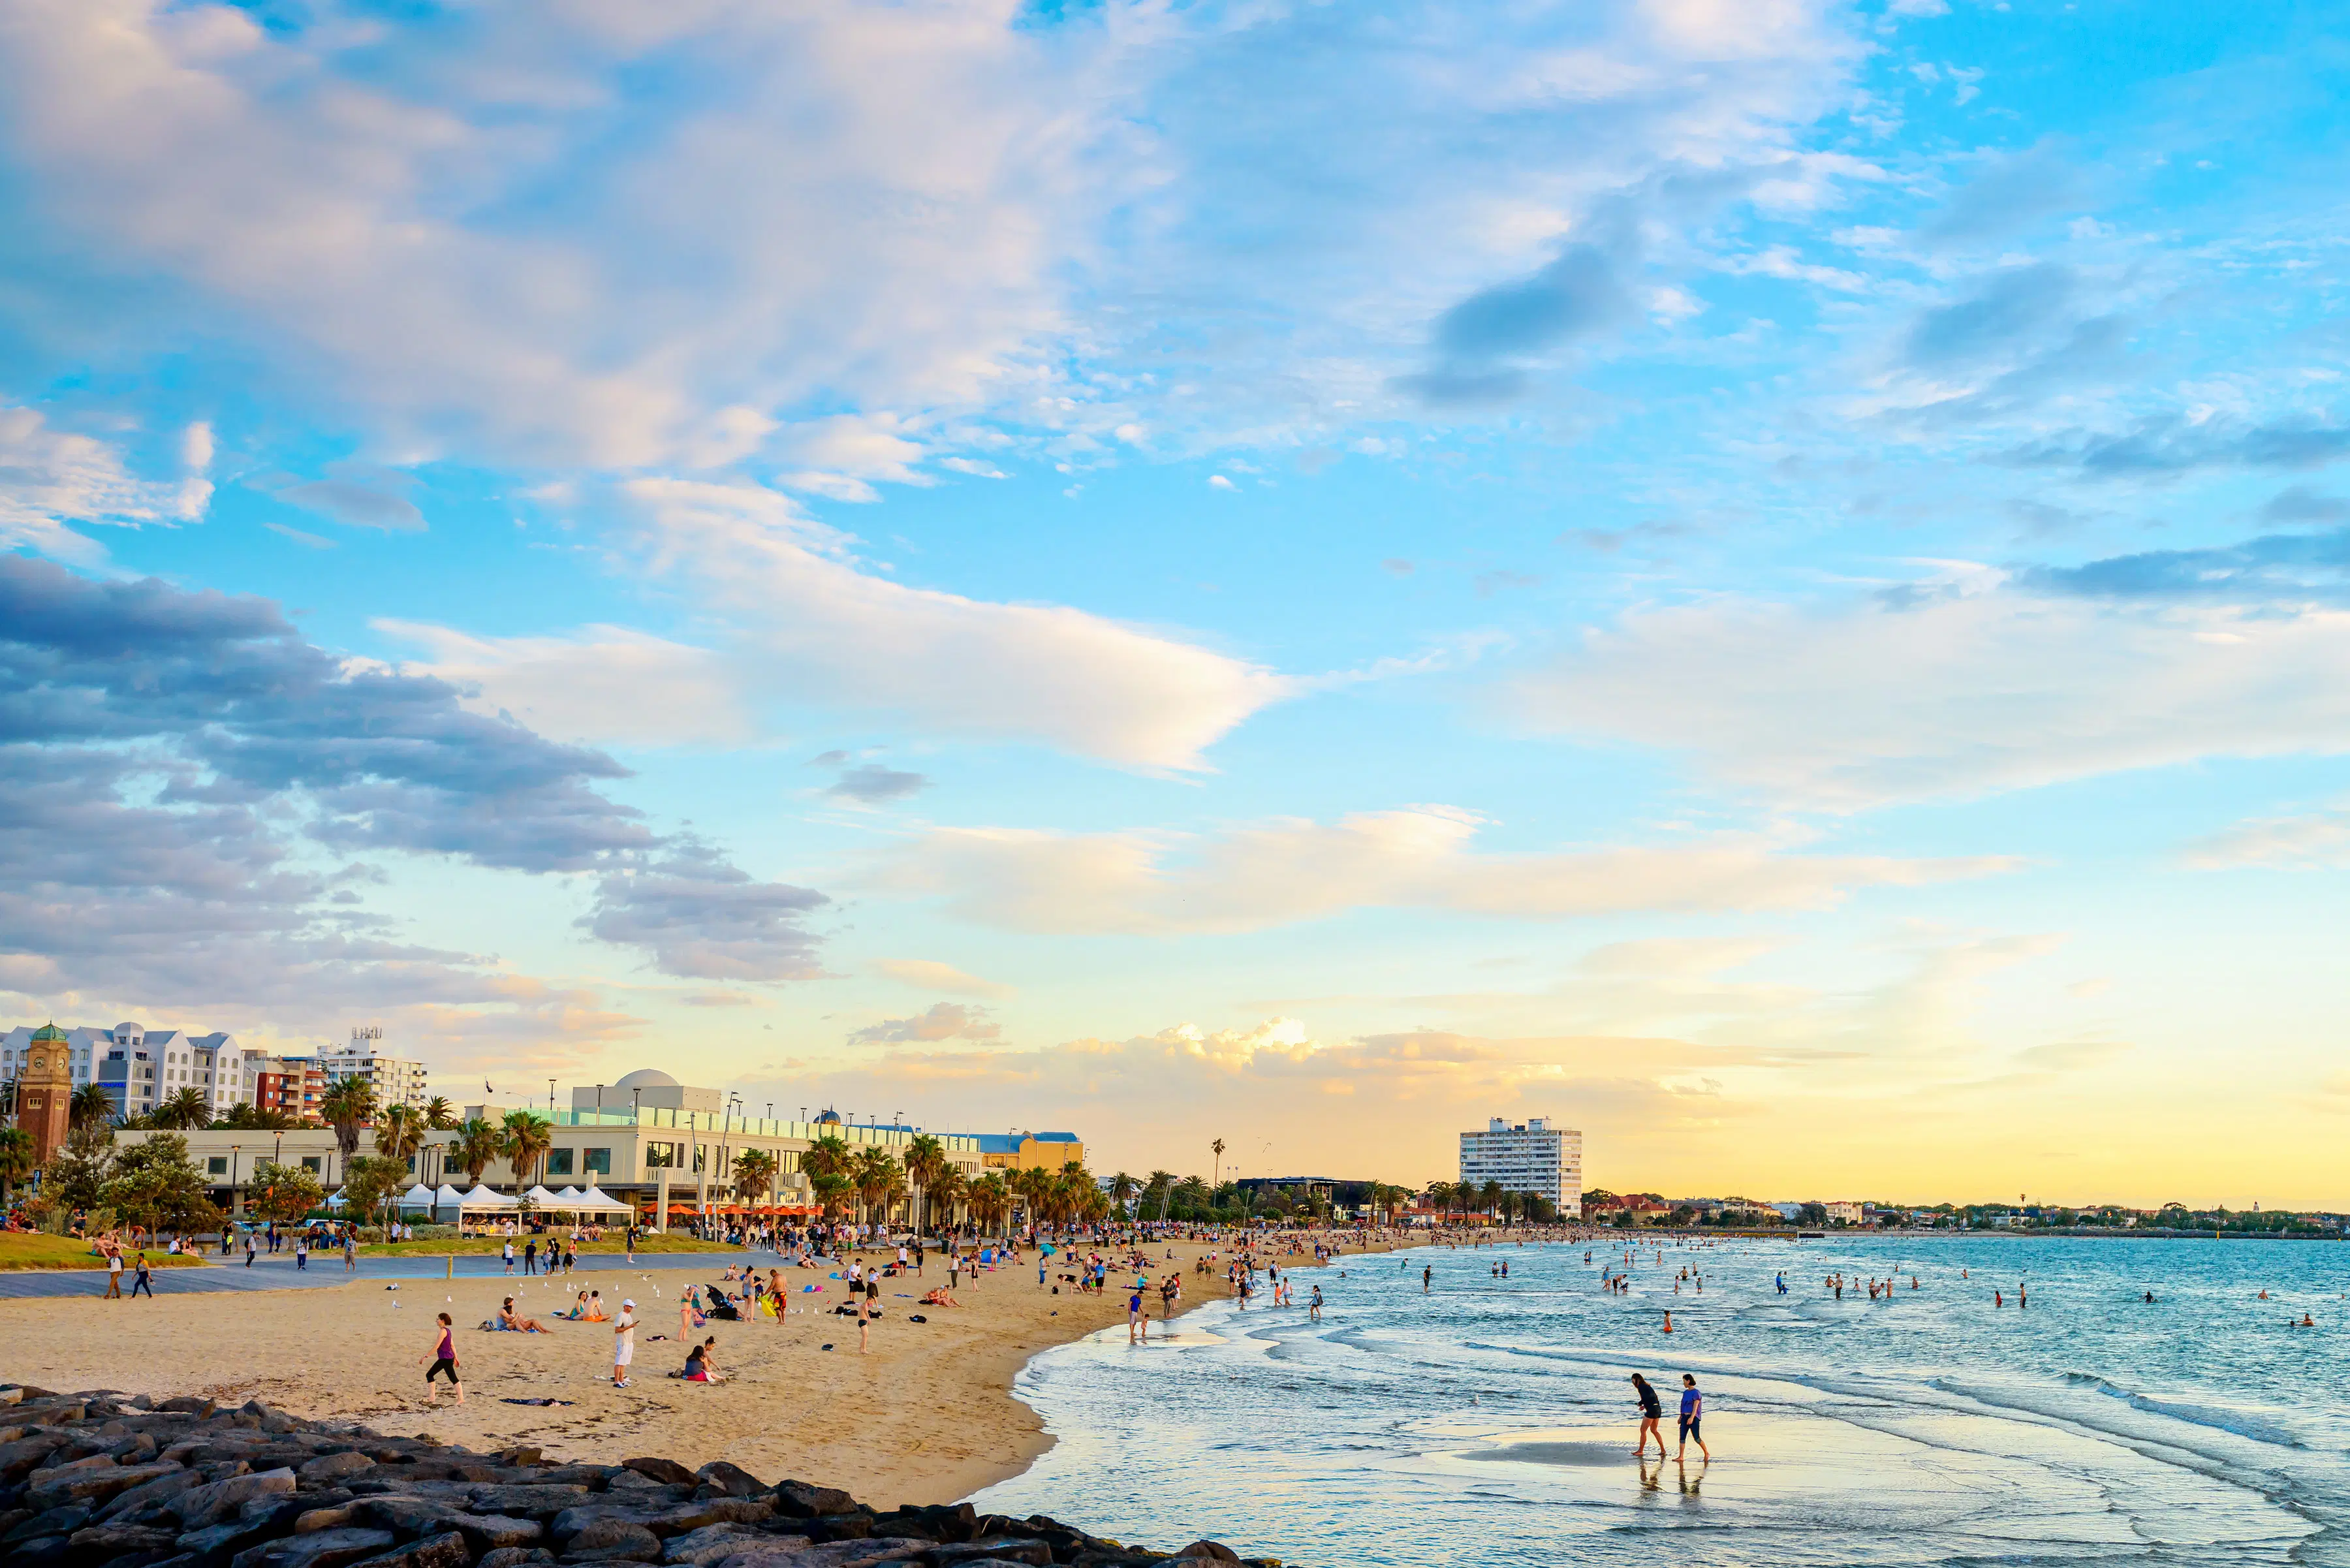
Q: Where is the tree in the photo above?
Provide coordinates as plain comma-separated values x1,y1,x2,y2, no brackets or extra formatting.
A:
104,1135,221,1234
852,1145,903,1229
967,1172,1011,1236
45,1121,115,1214
500,1109,554,1188
1144,1170,1177,1223
798,1134,853,1188
249,1160,326,1225
732,1148,779,1209
809,1171,853,1223
1107,1171,1140,1219
153,1087,212,1131
69,1082,114,1132
1798,1201,1829,1227
929,1163,968,1230
902,1133,948,1236
319,1077,377,1160
341,1153,411,1232
213,1102,297,1131
422,1096,456,1131
374,1103,424,1168
451,1118,505,1185
0,1127,37,1207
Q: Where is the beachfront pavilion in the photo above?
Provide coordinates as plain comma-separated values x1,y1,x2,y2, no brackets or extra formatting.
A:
114,1069,998,1230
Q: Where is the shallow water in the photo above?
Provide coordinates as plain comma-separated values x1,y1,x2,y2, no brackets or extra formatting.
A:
971,1236,2350,1566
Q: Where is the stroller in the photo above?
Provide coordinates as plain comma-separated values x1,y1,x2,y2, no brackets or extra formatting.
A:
704,1282,744,1321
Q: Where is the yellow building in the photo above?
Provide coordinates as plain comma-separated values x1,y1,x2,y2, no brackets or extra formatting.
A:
977,1130,1085,1171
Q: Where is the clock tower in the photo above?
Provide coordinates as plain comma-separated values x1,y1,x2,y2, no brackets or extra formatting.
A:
17,1022,73,1169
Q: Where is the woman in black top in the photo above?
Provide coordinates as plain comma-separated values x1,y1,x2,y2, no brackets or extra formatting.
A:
1631,1372,1665,1457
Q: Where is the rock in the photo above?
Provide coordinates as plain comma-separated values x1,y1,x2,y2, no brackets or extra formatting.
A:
768,1483,856,1520
97,1466,203,1522
467,1484,592,1518
8,1535,72,1568
27,1458,187,1510
160,1399,219,1418
621,1458,696,1488
569,1518,663,1557
173,1516,279,1567
934,1541,1052,1567
708,1542,928,1568
478,1552,557,1568
346,1531,473,1568
692,1464,764,1501
229,1526,398,1568
177,1469,299,1530
301,1453,378,1485
69,1520,183,1556
1178,1545,1242,1564
663,1524,808,1566
295,1503,363,1533
0,1432,73,1478
7,1503,94,1543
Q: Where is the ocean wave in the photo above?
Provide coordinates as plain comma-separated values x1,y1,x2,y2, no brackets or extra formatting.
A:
2060,1372,2308,1450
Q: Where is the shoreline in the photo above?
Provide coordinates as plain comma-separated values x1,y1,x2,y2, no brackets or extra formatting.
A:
0,1231,1408,1506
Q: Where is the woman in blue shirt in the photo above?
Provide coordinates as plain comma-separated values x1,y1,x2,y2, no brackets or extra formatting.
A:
1676,1373,1710,1461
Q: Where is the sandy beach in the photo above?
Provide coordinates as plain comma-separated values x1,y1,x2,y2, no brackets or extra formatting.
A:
0,1234,1396,1507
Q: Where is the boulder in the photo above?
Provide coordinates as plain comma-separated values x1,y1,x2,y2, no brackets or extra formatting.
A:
934,1541,1052,1567
346,1531,473,1568
568,1517,663,1558
478,1551,557,1568
693,1464,764,1501
300,1453,379,1485
467,1484,592,1517
69,1520,183,1557
767,1483,856,1520
26,1458,187,1511
229,1526,399,1568
621,1458,697,1488
177,1469,299,1530
1178,1546,1242,1564
96,1465,203,1522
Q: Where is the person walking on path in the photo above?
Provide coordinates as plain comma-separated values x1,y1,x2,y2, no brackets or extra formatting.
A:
1676,1374,1710,1462
104,1248,123,1299
244,1232,257,1268
613,1298,636,1387
422,1312,465,1403
343,1231,357,1272
502,1239,516,1274
130,1253,154,1298
295,1234,308,1270
524,1240,539,1276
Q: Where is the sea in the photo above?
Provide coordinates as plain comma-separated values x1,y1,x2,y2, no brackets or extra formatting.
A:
970,1234,2350,1566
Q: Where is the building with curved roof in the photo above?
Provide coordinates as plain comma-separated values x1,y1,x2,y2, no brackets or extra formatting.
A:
572,1068,719,1116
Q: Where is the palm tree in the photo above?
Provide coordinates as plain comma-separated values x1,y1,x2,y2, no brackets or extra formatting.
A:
1145,1169,1177,1223
69,1082,114,1131
373,1103,424,1171
421,1096,456,1131
1211,1138,1225,1189
967,1172,1011,1236
451,1118,505,1186
851,1145,901,1230
153,1086,211,1131
902,1133,948,1236
0,1127,37,1207
500,1109,554,1190
731,1148,779,1210
1479,1179,1504,1223
809,1170,853,1223
1108,1171,1140,1220
929,1164,968,1232
318,1076,377,1161
798,1133,853,1187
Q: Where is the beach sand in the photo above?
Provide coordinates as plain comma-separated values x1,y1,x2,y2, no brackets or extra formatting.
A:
0,1234,1395,1505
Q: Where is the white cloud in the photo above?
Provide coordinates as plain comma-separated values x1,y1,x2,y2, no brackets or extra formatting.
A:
626,478,1292,770
1513,569,2350,808
375,619,751,747
875,958,1014,999
880,805,2007,934
0,405,210,556
2184,803,2350,870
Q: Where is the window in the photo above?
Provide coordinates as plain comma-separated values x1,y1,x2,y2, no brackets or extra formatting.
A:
584,1148,611,1175
546,1148,574,1176
645,1142,678,1168
301,1156,322,1174
207,1157,228,1176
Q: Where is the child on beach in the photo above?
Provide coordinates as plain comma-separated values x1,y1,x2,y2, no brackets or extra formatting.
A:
421,1312,463,1403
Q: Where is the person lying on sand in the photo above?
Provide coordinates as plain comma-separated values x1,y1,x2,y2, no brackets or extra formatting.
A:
920,1287,961,1306
498,1298,548,1332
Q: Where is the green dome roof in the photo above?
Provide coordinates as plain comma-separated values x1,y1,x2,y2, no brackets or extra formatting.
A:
29,1021,65,1042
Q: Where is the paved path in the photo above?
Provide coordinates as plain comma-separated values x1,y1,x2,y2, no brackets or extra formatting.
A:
0,1250,766,1300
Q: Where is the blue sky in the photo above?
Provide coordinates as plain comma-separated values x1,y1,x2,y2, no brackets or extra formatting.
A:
5,0,2350,1202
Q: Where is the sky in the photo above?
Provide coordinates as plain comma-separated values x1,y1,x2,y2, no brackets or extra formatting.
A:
3,0,2349,1207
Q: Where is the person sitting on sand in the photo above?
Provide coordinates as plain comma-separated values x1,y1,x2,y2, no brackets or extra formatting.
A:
499,1297,548,1332
683,1336,725,1381
920,1286,961,1307
554,1291,591,1319
583,1291,609,1322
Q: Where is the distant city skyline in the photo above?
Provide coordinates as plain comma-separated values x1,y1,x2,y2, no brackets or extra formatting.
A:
2,4,2347,1206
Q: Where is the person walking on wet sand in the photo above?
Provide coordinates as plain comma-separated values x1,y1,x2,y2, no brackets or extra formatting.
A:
1676,1374,1710,1462
1631,1373,1665,1457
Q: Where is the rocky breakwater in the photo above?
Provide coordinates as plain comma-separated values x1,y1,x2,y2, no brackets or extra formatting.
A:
0,1387,1281,1568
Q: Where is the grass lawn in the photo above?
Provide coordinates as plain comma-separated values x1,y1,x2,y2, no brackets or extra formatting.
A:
358,1233,738,1257
0,1234,213,1271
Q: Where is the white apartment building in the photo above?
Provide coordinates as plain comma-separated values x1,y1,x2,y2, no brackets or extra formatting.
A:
5,1022,268,1120
1459,1116,1582,1212
319,1032,430,1112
